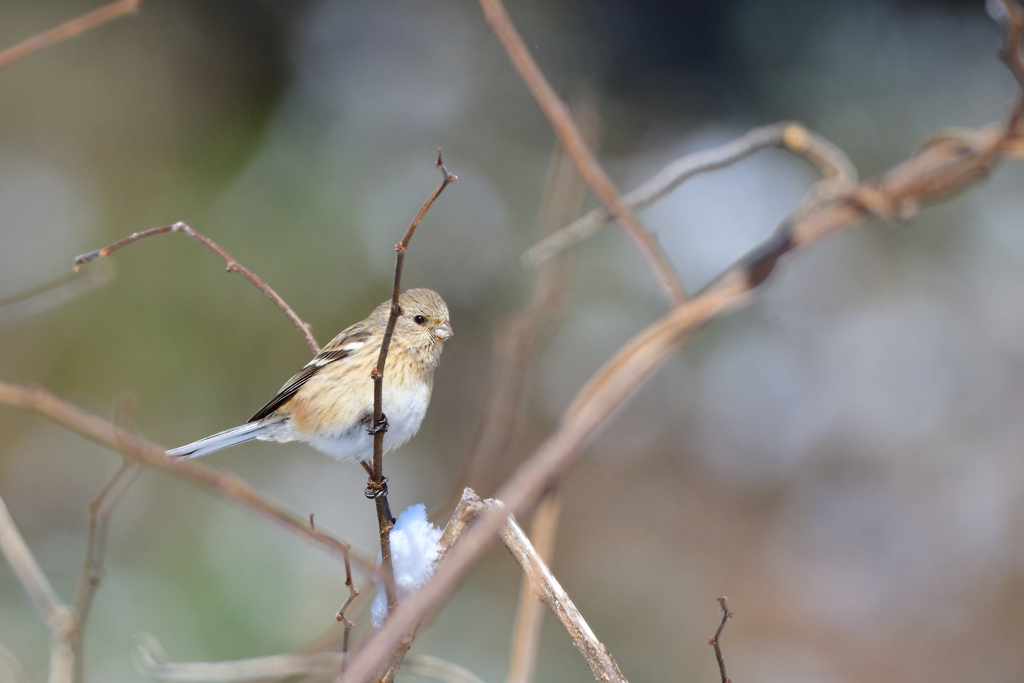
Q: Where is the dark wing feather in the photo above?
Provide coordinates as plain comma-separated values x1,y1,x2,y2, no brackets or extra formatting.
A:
247,346,354,422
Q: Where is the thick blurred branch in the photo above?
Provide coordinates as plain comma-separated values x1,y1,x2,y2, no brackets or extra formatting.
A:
0,0,140,71
339,2,1024,677
524,121,856,267
75,222,320,354
0,381,373,573
475,0,688,305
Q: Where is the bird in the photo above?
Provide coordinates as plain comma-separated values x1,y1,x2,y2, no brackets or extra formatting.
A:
166,288,452,464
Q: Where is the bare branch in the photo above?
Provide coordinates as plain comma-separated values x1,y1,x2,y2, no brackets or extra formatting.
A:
309,512,359,660
708,597,733,683
505,491,561,683
494,499,625,683
0,0,140,71
0,381,373,574
0,262,113,326
74,222,320,354
475,0,688,305
524,121,856,268
368,151,457,622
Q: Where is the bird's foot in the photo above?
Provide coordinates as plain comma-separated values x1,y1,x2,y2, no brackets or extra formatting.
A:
366,413,388,436
364,475,388,500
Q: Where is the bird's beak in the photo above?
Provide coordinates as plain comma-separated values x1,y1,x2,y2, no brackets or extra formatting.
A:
434,321,454,340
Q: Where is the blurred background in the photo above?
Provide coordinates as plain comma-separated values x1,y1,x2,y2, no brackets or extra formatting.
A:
1,0,1023,681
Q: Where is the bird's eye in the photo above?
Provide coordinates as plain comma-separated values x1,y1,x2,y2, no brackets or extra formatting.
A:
413,315,427,325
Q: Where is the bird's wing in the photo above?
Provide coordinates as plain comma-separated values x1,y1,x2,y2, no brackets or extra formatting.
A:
248,325,374,422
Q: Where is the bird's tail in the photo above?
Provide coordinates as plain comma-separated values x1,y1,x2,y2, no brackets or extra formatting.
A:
166,419,282,459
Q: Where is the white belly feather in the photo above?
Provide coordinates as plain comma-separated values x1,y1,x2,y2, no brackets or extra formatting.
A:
264,381,432,463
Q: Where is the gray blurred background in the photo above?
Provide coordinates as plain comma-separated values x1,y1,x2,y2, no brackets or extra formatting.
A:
1,0,1023,681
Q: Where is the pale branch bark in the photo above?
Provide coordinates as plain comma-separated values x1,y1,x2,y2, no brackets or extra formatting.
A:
367,150,456,627
0,495,76,683
337,4,1024,674
708,597,733,683
0,381,373,573
523,121,857,268
493,498,625,683
475,0,688,306
0,0,140,71
0,642,30,683
74,222,320,354
505,490,561,683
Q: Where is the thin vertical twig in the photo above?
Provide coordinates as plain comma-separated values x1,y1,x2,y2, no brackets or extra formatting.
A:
72,459,140,679
475,0,688,306
366,150,456,626
708,597,733,683
309,513,360,662
0,0,140,71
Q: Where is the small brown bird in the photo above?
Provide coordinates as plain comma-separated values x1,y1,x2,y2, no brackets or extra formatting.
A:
167,288,452,463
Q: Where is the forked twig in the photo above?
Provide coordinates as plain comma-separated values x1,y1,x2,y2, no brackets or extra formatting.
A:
74,222,320,353
72,456,140,680
475,0,688,306
0,0,140,71
310,513,360,660
708,597,733,683
367,150,456,622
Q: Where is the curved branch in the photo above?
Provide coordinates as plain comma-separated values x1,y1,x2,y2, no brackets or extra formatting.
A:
74,222,320,354
0,0,140,71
